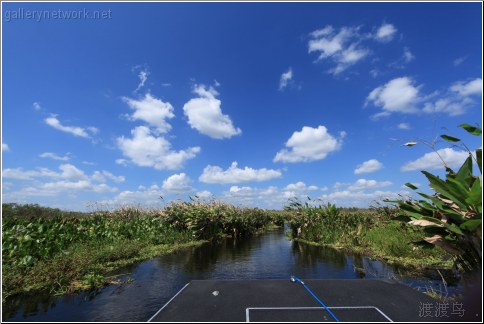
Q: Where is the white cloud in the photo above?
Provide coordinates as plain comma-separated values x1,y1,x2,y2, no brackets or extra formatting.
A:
403,47,415,63
423,78,481,116
45,116,97,139
115,159,128,166
135,69,149,92
284,181,318,192
116,126,200,170
100,185,164,207
279,67,293,91
308,25,370,75
2,143,9,152
162,173,194,193
33,102,41,111
354,159,383,174
374,23,397,42
3,164,122,198
450,78,482,97
92,171,125,183
321,189,410,207
398,123,411,130
401,148,470,171
274,125,344,163
199,161,282,184
39,152,70,161
183,84,242,139
122,93,175,134
347,179,392,191
453,55,468,66
366,77,420,115
196,190,213,200
3,163,86,180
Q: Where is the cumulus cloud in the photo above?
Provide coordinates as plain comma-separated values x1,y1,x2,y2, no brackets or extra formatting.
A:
45,116,98,139
183,84,242,139
100,185,164,207
321,189,410,207
3,163,86,180
2,143,9,152
374,23,397,42
116,126,200,170
285,181,318,192
122,93,175,134
199,161,282,184
347,179,392,191
162,173,194,193
196,190,213,200
401,148,470,171
423,78,482,116
33,102,42,111
368,77,482,118
274,125,344,163
39,152,70,161
279,67,293,91
354,159,383,174
92,170,125,183
366,77,420,115
450,78,482,97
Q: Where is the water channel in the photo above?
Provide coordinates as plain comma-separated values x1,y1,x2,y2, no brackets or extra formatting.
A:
3,227,457,322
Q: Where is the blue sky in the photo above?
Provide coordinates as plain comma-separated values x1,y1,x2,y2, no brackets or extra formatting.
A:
2,2,482,211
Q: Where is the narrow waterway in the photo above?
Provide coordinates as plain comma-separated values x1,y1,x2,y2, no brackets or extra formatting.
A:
3,228,455,322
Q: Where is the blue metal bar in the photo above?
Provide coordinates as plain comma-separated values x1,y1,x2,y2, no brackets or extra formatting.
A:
290,276,340,322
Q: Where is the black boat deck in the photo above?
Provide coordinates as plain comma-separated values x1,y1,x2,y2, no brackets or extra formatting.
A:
148,279,445,322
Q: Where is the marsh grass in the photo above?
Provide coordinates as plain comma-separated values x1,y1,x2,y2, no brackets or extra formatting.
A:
2,202,283,300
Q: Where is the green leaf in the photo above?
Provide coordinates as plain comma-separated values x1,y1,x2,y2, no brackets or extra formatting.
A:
441,134,461,142
476,148,482,174
455,155,474,188
405,182,419,190
465,178,482,208
459,124,482,136
460,219,482,232
422,171,467,209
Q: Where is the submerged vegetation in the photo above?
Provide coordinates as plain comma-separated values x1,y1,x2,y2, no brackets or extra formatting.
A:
2,201,281,300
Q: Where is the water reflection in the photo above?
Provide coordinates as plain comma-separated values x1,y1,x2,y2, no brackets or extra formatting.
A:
3,228,458,322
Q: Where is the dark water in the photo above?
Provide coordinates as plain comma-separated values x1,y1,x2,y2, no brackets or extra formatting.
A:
3,228,457,322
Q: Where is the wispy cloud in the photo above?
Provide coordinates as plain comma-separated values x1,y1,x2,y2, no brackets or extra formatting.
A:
279,67,293,91
308,25,370,75
45,115,98,139
183,84,242,139
39,152,71,161
453,55,468,67
199,161,282,184
274,125,345,163
2,143,9,152
397,123,411,130
33,102,42,111
116,126,200,170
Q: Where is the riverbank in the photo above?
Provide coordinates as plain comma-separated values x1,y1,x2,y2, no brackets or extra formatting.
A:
2,202,282,302
286,203,453,271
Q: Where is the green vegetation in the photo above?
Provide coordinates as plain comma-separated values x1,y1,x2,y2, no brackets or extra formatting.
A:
388,124,482,273
2,201,282,301
286,201,450,269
